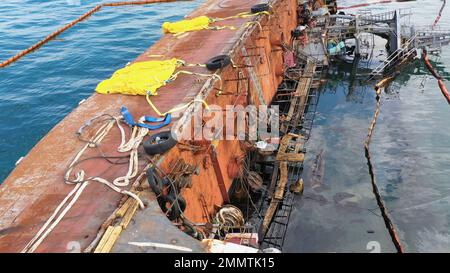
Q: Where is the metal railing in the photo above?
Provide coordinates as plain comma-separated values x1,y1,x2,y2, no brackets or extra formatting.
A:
367,33,418,81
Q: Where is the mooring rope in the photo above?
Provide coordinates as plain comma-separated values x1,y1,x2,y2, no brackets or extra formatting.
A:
21,115,147,253
422,50,450,104
365,76,405,253
0,0,192,68
432,0,446,30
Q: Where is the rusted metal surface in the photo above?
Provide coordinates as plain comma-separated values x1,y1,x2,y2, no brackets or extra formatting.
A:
0,0,298,252
209,148,230,204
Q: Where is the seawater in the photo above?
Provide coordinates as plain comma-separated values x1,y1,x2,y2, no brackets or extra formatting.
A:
285,0,450,253
0,0,203,182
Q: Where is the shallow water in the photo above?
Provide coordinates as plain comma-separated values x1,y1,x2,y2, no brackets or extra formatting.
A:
284,0,450,252
0,0,203,182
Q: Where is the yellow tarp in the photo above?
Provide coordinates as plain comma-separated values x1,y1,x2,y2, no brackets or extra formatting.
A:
96,59,181,96
162,16,210,34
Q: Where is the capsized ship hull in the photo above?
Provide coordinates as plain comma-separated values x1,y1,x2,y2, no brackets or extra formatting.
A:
0,0,301,252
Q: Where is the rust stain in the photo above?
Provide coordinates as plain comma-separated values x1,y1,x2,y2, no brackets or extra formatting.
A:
0,0,298,252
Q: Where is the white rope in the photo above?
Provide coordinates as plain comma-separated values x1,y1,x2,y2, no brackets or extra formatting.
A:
92,177,144,209
113,118,149,187
24,179,89,253
22,121,115,253
215,205,244,228
22,115,147,253
21,176,86,253
63,116,147,207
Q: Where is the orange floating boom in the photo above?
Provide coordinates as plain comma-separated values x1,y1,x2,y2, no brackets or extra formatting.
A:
423,50,450,105
365,75,405,253
432,0,446,30
438,79,450,104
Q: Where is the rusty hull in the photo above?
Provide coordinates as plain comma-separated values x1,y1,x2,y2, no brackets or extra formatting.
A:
0,0,298,252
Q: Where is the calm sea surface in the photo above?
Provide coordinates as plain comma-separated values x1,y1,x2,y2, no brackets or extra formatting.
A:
284,0,450,253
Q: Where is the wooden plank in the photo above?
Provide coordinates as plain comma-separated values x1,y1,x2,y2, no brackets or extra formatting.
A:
268,162,280,198
94,226,114,253
120,200,139,229
274,162,288,200
260,201,280,236
100,226,123,253
276,134,305,162
115,198,134,218
291,61,315,125
277,135,290,154
284,96,299,122
281,60,316,133
294,141,304,154
260,161,289,236
276,153,305,162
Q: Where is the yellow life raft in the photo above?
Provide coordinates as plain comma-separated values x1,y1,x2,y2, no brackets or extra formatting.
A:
95,59,182,96
162,16,211,34
161,11,270,35
95,58,216,117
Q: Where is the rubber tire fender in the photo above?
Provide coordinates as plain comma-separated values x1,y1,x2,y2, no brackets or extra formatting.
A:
147,168,171,193
205,55,231,71
144,130,177,156
146,167,162,196
165,194,187,221
251,3,270,14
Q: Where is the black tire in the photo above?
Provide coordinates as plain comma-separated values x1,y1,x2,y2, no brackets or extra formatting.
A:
146,167,171,195
205,55,231,71
251,3,270,14
144,131,177,156
165,194,186,221
146,167,162,196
